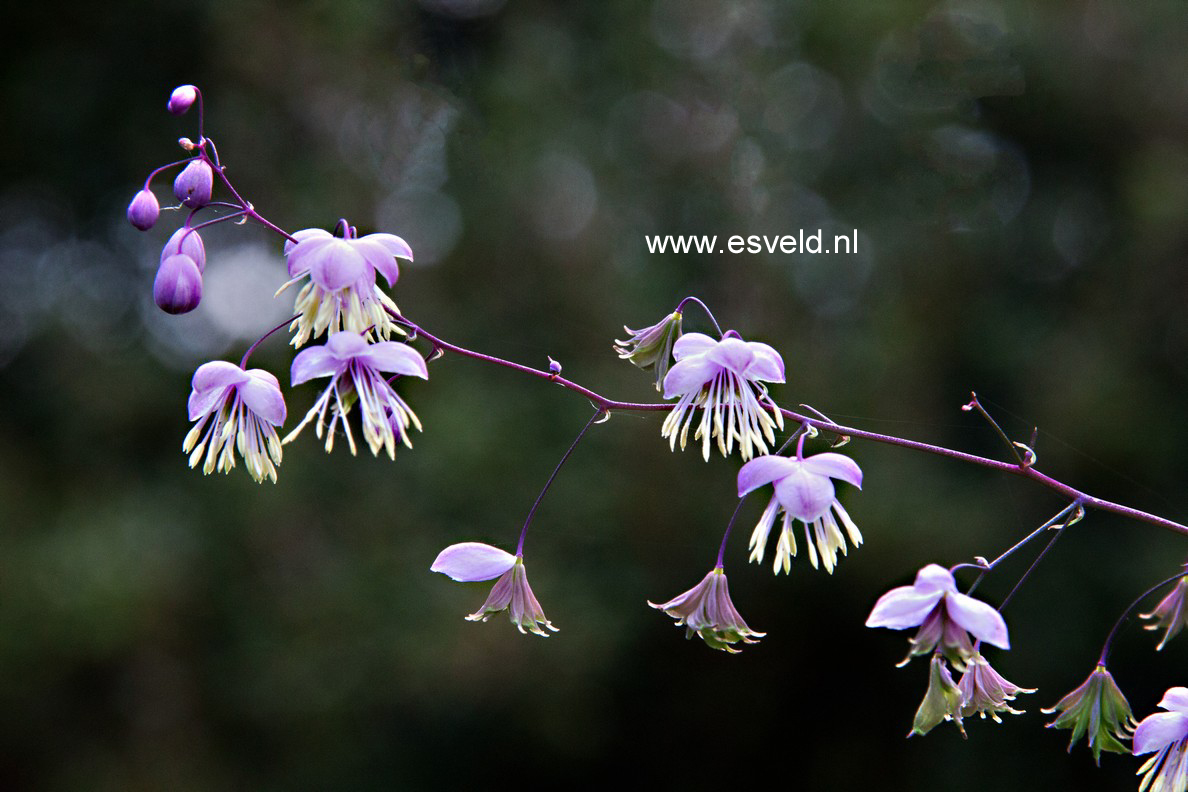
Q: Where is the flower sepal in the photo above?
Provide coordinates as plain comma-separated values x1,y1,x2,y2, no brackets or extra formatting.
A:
648,567,764,653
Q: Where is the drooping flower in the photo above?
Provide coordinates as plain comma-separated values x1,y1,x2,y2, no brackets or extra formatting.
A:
910,654,966,738
280,226,412,347
1043,664,1136,765
127,189,159,230
430,542,558,636
865,564,1009,670
183,361,286,483
660,331,785,461
1141,575,1188,652
154,253,203,314
1134,687,1188,792
614,310,683,392
173,159,213,208
648,567,765,653
284,331,427,458
737,450,863,574
958,651,1035,723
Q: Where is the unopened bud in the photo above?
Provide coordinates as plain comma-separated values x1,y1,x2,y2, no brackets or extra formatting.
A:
154,253,203,314
178,137,196,151
173,160,213,208
126,189,159,230
161,227,206,273
167,85,198,116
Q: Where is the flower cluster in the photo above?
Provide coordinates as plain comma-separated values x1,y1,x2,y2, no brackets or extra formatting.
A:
737,448,863,574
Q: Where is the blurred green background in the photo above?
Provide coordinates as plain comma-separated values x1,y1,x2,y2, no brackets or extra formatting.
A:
3,0,1188,789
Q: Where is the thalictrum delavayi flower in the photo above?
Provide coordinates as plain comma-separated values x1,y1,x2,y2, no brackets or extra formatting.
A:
431,542,557,637
280,227,412,347
614,310,683,392
660,332,785,461
737,450,863,574
1043,664,1137,765
865,564,1009,670
284,331,427,458
183,361,286,483
958,651,1035,723
1141,575,1188,652
910,655,966,738
648,567,764,653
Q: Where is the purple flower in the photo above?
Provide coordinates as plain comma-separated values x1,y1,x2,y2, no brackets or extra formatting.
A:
1042,664,1136,764
161,227,206,273
173,159,213,208
1135,688,1188,791
910,655,966,738
1141,575,1188,652
127,189,159,230
614,310,683,392
660,332,785,461
865,564,1009,670
167,84,198,116
431,542,558,636
183,361,286,482
281,227,413,347
957,651,1035,723
737,451,863,574
648,567,764,653
283,331,427,458
154,253,203,314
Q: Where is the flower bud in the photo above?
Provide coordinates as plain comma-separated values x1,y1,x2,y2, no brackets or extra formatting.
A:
173,160,213,208
154,253,203,314
167,85,198,116
126,189,160,230
161,227,206,273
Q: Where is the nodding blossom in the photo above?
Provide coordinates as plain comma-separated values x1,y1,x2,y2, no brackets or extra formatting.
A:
280,226,413,348
957,651,1035,723
737,448,863,574
431,542,557,637
911,655,966,738
183,361,286,483
284,331,428,458
648,567,764,653
660,332,785,461
865,564,1009,671
1141,575,1188,652
614,310,683,392
1134,687,1188,792
1043,664,1137,765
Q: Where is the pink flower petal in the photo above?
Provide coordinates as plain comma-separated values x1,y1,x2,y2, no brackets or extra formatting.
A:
431,542,517,582
742,342,785,383
737,454,800,497
283,228,332,256
239,370,287,425
801,452,863,489
188,361,248,419
865,585,945,629
1160,688,1188,716
705,337,754,375
306,240,368,291
671,332,717,361
1134,711,1188,755
946,591,1010,649
356,341,429,379
773,465,835,521
662,355,718,398
291,345,343,385
913,564,957,594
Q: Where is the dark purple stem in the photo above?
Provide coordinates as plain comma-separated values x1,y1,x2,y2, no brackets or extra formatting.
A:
955,501,1083,591
675,296,723,337
388,310,1188,539
240,314,301,369
516,409,605,556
